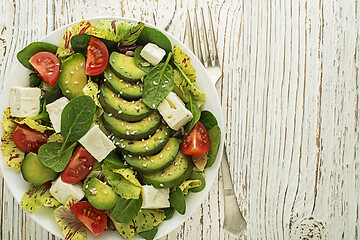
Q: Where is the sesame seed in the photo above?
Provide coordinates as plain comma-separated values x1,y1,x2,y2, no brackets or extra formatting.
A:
70,71,74,74
167,147,170,150
80,63,84,67
65,81,69,84
150,159,154,162
128,154,132,157
153,81,158,85
143,163,148,167
160,154,163,158
160,183,164,187
108,113,112,117
145,146,149,150
66,90,70,93
75,67,79,70
112,59,115,63
74,81,78,84
162,85,166,88
152,104,156,108
126,131,130,135
118,110,123,114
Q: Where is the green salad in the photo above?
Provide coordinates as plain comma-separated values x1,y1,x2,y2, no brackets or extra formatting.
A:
1,19,221,240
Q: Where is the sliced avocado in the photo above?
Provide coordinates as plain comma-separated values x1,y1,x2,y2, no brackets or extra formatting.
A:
84,178,118,210
99,84,152,122
114,124,171,156
21,152,59,186
104,66,143,100
103,111,161,140
109,52,146,82
141,151,193,189
124,138,180,173
58,53,88,99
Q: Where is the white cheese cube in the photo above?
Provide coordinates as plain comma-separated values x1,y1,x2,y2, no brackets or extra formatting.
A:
141,185,170,209
46,97,69,133
140,43,166,66
9,87,41,117
78,124,116,162
49,177,84,205
157,92,193,131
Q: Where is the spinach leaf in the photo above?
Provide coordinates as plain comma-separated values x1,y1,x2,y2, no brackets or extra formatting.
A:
61,95,96,142
29,73,42,87
112,196,142,223
188,171,206,192
142,53,174,109
103,151,126,169
137,26,172,54
134,46,153,73
169,187,186,215
42,84,63,104
38,142,77,172
17,42,58,70
71,34,118,55
184,94,201,134
199,110,218,131
119,22,145,47
205,125,221,168
164,207,175,220
138,226,158,240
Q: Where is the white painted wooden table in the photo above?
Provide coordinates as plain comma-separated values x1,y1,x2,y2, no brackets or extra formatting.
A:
1,0,360,239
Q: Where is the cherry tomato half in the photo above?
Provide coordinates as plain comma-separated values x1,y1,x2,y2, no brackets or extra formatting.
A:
29,52,60,87
70,201,107,236
13,124,48,153
180,121,211,155
86,37,108,76
61,145,94,184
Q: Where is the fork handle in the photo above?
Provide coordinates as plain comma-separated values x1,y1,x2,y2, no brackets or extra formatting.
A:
221,145,247,237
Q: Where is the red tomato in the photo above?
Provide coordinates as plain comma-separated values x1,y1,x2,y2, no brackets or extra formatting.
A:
70,201,107,236
180,121,211,155
61,146,94,184
86,37,108,76
13,124,48,153
29,52,60,87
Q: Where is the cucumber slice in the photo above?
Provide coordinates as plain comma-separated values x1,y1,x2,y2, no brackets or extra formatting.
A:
21,152,59,186
58,53,87,99
84,178,118,210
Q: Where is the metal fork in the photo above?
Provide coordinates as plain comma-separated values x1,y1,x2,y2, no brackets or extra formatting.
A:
186,7,247,238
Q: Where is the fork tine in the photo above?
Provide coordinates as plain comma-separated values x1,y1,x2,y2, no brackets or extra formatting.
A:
186,10,195,53
193,9,204,64
208,5,219,65
200,8,212,67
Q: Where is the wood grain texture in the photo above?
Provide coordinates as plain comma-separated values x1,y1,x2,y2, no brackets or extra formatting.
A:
1,0,360,240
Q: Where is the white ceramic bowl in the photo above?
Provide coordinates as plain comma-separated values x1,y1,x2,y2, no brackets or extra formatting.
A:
0,17,224,240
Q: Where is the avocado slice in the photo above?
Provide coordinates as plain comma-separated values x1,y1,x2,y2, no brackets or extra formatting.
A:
110,52,146,82
141,151,193,189
104,66,143,100
99,84,152,122
114,124,171,156
124,138,180,173
103,111,161,140
58,53,88,99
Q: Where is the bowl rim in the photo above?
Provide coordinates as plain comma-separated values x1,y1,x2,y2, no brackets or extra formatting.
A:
0,16,225,240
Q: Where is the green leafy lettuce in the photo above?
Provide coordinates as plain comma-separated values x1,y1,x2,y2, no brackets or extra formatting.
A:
133,209,166,234
20,184,60,213
54,198,87,240
1,107,24,171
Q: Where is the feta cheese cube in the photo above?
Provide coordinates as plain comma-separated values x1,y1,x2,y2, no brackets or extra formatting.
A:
9,87,41,117
78,125,116,162
141,185,170,209
140,43,166,66
157,92,193,131
49,177,84,205
46,97,69,133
